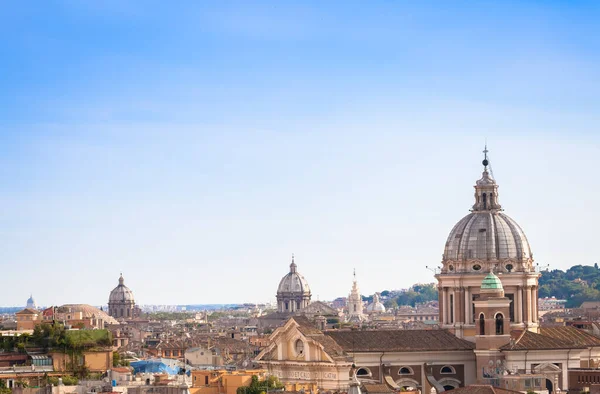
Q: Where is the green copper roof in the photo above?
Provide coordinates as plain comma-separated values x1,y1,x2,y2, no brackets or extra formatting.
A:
481,272,503,290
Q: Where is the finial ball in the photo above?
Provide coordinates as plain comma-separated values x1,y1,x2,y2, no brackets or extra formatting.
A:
482,159,489,167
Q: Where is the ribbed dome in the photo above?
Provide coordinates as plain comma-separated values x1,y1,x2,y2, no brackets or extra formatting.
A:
442,160,533,271
444,211,532,262
481,272,503,290
277,260,310,295
109,274,135,303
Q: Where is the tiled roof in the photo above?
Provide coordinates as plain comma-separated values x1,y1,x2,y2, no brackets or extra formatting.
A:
449,385,522,394
362,383,394,393
325,329,475,352
500,330,586,351
540,326,600,347
16,308,38,315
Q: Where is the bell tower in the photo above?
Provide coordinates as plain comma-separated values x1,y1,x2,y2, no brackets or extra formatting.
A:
473,271,511,381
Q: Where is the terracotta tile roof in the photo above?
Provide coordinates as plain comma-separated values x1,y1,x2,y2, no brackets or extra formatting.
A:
500,329,586,351
16,308,38,315
325,329,474,352
362,383,394,393
449,385,522,394
540,326,600,347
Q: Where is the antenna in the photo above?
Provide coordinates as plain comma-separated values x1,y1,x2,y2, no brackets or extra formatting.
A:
426,265,441,274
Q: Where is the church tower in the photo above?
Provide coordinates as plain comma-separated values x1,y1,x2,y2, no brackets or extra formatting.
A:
473,272,511,381
436,148,540,340
346,270,365,322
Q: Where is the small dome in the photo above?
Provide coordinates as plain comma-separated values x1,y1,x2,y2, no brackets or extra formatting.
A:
481,272,503,290
109,274,135,303
277,262,311,295
366,293,386,313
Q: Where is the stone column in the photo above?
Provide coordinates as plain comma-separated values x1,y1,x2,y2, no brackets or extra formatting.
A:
523,287,529,323
516,286,523,323
525,286,531,324
438,286,444,324
464,287,471,324
445,288,451,324
533,286,540,323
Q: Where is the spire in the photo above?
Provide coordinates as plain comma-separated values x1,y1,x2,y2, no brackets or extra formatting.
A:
471,146,502,212
290,254,297,273
353,268,356,282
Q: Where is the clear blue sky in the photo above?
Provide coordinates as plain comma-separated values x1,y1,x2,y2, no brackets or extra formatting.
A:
1,1,599,307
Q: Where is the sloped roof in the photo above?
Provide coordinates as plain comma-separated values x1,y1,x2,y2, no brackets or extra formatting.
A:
448,385,522,394
500,329,586,351
291,316,349,361
540,326,600,347
362,383,394,394
16,308,38,315
325,329,475,352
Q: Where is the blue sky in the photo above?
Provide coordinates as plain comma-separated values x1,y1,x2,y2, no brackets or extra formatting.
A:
1,1,599,306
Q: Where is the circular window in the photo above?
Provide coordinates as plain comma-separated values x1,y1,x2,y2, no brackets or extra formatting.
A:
295,339,304,355
448,265,454,271
472,264,482,271
506,264,514,272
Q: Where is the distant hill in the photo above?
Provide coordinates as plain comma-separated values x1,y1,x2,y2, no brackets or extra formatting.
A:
539,264,600,308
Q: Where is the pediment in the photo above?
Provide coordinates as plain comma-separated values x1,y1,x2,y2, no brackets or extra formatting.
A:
300,301,339,316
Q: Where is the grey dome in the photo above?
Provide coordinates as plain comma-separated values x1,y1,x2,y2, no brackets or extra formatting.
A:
277,262,311,295
109,274,135,303
366,293,386,313
444,211,532,262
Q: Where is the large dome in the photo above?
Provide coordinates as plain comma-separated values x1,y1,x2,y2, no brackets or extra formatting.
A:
277,261,311,295
109,274,135,303
441,154,533,273
444,211,532,262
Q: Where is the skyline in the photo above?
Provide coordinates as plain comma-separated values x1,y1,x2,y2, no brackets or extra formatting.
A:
1,1,599,306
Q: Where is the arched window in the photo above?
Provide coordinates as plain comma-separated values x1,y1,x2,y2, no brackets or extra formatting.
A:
399,366,413,375
354,304,357,312
297,301,301,310
440,365,456,374
285,301,289,310
479,313,485,335
496,313,504,335
356,368,371,377
483,193,487,209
